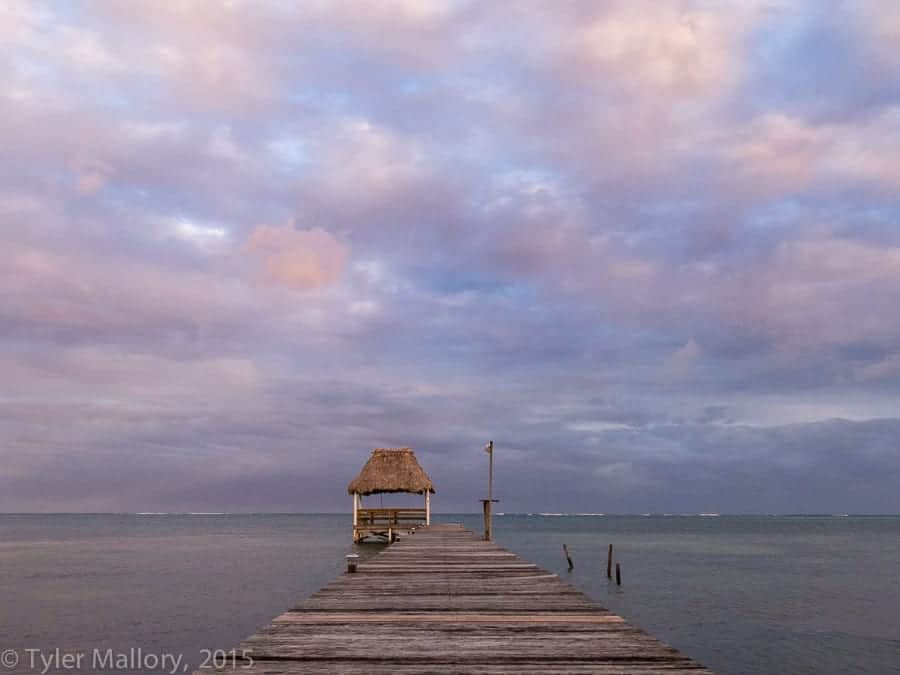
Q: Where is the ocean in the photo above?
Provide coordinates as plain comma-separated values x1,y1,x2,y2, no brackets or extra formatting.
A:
1,514,898,674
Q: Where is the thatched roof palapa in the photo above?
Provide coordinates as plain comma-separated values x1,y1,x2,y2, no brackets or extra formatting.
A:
347,448,435,496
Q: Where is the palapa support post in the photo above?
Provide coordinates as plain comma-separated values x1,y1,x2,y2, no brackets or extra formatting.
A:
607,544,613,579
563,544,574,571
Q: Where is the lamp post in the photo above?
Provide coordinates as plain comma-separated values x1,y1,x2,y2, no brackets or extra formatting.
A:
487,440,493,502
481,440,496,540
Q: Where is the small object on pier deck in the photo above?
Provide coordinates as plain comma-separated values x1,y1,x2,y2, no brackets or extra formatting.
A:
607,543,613,579
563,543,574,570
616,561,622,586
345,554,359,573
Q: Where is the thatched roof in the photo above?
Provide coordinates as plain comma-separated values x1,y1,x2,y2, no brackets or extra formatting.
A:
347,448,435,496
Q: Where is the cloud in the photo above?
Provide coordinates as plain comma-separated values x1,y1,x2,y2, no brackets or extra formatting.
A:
245,224,348,291
2,1,900,512
722,110,900,194
0,239,252,341
665,339,701,378
724,113,829,192
716,237,900,354
310,118,431,218
554,3,752,99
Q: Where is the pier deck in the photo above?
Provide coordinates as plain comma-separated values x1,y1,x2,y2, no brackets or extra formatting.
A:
206,523,711,673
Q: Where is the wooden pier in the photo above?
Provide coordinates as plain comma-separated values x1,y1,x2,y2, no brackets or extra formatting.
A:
203,524,712,673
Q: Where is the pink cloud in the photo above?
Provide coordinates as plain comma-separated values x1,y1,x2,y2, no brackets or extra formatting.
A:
708,237,900,351
483,1,767,178
767,238,900,299
553,3,754,99
851,2,900,70
246,223,348,290
71,157,113,195
724,114,829,193
0,237,255,338
0,1,35,43
721,110,900,195
82,1,283,108
0,348,261,406
309,118,432,216
299,0,462,68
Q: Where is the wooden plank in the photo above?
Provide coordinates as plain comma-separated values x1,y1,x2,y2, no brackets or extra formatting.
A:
293,597,602,611
196,524,712,674
271,612,626,624
225,664,710,674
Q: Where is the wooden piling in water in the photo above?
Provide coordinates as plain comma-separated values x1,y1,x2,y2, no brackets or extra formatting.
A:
616,562,622,586
563,543,574,570
199,524,712,673
607,543,613,579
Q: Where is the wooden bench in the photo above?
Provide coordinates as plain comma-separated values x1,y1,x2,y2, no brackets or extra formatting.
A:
357,508,427,526
354,508,427,542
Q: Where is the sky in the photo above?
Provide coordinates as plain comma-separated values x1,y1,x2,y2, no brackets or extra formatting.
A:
2,1,900,514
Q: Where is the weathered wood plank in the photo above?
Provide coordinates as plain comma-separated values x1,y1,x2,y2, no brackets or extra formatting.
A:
271,612,626,624
293,597,602,611
222,664,711,675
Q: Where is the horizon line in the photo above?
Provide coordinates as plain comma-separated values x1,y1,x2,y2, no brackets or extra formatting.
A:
2,511,899,517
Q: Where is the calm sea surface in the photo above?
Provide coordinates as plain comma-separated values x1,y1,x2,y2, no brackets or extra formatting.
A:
1,514,899,674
